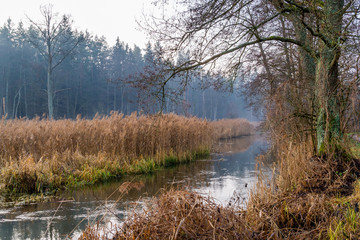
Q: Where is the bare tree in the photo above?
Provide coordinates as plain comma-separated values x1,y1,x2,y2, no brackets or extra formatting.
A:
25,5,84,119
142,0,360,155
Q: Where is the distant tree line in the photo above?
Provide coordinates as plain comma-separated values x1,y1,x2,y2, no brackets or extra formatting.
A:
0,16,253,120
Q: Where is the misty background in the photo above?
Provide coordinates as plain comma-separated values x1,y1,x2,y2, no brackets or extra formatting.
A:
0,14,257,120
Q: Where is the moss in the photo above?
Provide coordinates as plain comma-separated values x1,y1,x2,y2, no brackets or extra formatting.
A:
316,108,326,155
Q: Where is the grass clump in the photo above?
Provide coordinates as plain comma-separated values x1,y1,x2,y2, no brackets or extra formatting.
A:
328,207,360,239
80,189,248,240
348,134,360,158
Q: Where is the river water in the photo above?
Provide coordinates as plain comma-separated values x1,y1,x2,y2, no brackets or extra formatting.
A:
0,135,268,240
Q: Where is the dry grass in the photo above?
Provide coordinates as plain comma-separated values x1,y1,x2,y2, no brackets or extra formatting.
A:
0,113,214,195
80,189,249,240
243,138,360,239
81,137,360,240
212,118,255,139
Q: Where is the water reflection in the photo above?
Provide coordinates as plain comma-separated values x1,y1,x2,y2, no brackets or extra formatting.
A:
213,135,256,153
0,135,268,240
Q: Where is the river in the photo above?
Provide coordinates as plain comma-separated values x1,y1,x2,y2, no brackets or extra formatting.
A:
0,135,268,240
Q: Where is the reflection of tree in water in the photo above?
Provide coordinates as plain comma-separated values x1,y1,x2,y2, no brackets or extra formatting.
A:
212,138,268,177
212,136,257,154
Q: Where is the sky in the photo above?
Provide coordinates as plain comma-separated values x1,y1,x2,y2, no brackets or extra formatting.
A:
0,0,156,48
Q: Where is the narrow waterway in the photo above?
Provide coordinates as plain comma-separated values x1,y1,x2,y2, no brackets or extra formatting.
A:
0,135,269,240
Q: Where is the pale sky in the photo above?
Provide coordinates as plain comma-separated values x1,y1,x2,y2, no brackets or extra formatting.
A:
0,0,156,48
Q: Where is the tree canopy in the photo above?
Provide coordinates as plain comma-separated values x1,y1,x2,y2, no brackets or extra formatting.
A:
141,0,360,155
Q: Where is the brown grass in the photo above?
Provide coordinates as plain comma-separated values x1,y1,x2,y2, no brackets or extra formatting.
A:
244,140,360,239
212,118,255,139
0,113,214,195
80,189,249,240
81,136,360,239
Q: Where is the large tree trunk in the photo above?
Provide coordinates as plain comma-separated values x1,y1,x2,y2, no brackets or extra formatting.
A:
315,46,341,154
315,0,344,155
292,17,317,152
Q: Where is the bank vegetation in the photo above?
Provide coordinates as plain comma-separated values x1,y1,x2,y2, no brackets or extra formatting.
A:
0,113,254,198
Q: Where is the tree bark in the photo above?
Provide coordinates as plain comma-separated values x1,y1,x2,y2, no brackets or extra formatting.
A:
315,46,341,154
315,0,344,155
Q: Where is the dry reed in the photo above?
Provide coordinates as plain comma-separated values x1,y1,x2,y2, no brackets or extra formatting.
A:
81,189,249,240
0,113,214,195
212,118,255,139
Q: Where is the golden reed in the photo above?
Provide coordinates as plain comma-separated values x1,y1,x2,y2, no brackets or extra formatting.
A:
212,118,255,139
0,113,253,195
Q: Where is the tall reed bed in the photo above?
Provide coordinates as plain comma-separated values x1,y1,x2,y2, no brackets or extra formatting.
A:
0,113,213,195
212,118,255,139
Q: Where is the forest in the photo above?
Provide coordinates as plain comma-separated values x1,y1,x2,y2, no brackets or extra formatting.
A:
0,16,253,120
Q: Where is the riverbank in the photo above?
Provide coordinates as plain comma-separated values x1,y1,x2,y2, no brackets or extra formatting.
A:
80,135,360,239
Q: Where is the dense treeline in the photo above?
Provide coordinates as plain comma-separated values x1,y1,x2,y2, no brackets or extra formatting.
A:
0,18,252,120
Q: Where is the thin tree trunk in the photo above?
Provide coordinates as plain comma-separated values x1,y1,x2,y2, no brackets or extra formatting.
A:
213,100,217,121
23,72,28,118
13,88,21,118
47,64,54,119
106,82,110,114
202,90,206,118
280,16,293,80
113,86,116,111
5,79,8,117
121,88,124,113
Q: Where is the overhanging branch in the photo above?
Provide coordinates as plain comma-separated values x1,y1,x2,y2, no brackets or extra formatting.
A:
158,35,317,94
175,35,317,73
